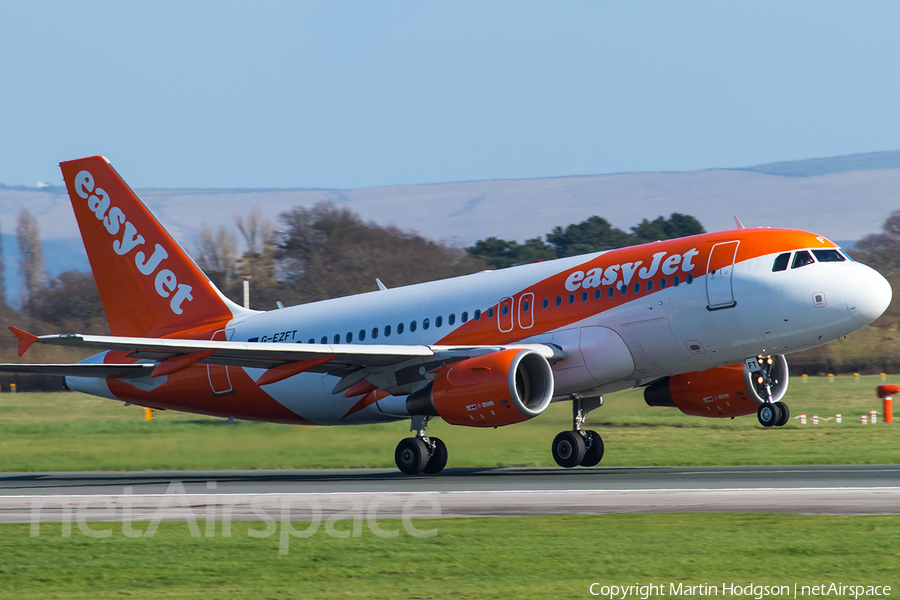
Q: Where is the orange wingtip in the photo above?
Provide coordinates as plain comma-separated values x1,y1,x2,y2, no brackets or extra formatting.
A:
8,326,39,357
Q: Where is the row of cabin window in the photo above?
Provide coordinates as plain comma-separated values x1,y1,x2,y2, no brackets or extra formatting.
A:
304,309,489,344
301,273,697,345
540,273,695,309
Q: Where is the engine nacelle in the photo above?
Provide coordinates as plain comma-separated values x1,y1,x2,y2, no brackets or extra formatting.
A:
644,355,789,418
407,348,554,427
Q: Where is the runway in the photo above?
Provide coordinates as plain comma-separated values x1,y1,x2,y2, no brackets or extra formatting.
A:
1,465,898,523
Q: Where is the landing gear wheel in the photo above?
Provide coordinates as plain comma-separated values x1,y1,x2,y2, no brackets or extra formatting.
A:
552,431,586,468
580,431,604,467
774,402,790,427
395,437,429,474
757,403,781,428
422,437,448,475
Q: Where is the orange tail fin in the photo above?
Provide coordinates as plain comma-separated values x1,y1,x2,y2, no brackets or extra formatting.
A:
59,156,246,338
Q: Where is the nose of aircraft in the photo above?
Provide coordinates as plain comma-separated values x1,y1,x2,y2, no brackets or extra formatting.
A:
845,263,892,325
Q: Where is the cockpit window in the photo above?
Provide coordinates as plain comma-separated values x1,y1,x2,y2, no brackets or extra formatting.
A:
772,252,790,272
812,249,845,263
791,250,814,269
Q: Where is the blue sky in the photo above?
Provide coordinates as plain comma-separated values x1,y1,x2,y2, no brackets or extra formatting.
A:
2,1,899,189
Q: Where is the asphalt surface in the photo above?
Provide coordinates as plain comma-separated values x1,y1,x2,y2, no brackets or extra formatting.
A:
1,465,897,522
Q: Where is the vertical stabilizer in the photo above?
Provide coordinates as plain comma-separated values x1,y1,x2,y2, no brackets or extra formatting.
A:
60,156,244,337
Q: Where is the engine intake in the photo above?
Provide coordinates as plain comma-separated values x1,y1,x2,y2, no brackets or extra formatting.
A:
407,348,554,427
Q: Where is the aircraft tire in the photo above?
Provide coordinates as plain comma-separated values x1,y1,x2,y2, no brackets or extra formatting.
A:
757,403,781,428
552,431,586,468
579,431,604,467
395,437,429,474
422,437,448,475
774,402,790,426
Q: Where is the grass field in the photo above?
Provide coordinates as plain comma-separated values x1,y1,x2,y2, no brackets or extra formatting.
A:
0,374,897,471
1,514,898,599
1,377,898,599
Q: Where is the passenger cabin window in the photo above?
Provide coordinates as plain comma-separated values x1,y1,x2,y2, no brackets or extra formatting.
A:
321,336,328,344
359,329,366,341
594,289,602,300
397,322,404,334
308,338,314,344
487,307,494,318
372,327,379,339
385,325,392,337
423,318,430,330
333,334,340,344
607,287,615,298
462,311,468,323
410,320,417,332
474,309,481,320
772,252,790,272
436,316,443,327
542,298,549,309
346,332,353,343
792,250,814,269
448,314,455,325
581,291,588,303
812,249,845,263
555,296,562,307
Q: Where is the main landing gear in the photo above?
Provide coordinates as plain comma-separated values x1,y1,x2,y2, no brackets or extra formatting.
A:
750,355,790,428
394,416,448,475
551,396,605,468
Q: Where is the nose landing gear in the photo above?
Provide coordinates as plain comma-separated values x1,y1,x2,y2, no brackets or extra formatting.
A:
395,416,448,475
749,355,790,427
551,396,605,468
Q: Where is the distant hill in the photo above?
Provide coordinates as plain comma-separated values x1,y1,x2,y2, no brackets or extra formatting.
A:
740,150,900,177
1,150,899,306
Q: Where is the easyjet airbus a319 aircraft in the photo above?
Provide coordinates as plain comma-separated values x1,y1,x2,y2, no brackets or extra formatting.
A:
2,156,892,474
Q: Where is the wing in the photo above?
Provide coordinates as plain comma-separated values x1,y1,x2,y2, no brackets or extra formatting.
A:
7,327,562,395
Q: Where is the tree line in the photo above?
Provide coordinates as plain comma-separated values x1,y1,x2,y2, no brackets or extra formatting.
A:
2,204,706,336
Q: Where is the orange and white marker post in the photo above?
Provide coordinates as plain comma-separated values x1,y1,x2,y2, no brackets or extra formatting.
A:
835,413,842,424
876,384,897,424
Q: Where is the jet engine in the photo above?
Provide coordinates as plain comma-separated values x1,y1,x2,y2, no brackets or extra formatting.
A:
407,348,554,427
644,355,789,418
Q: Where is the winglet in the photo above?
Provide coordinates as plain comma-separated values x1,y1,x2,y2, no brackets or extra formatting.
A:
734,216,746,230
8,327,39,357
